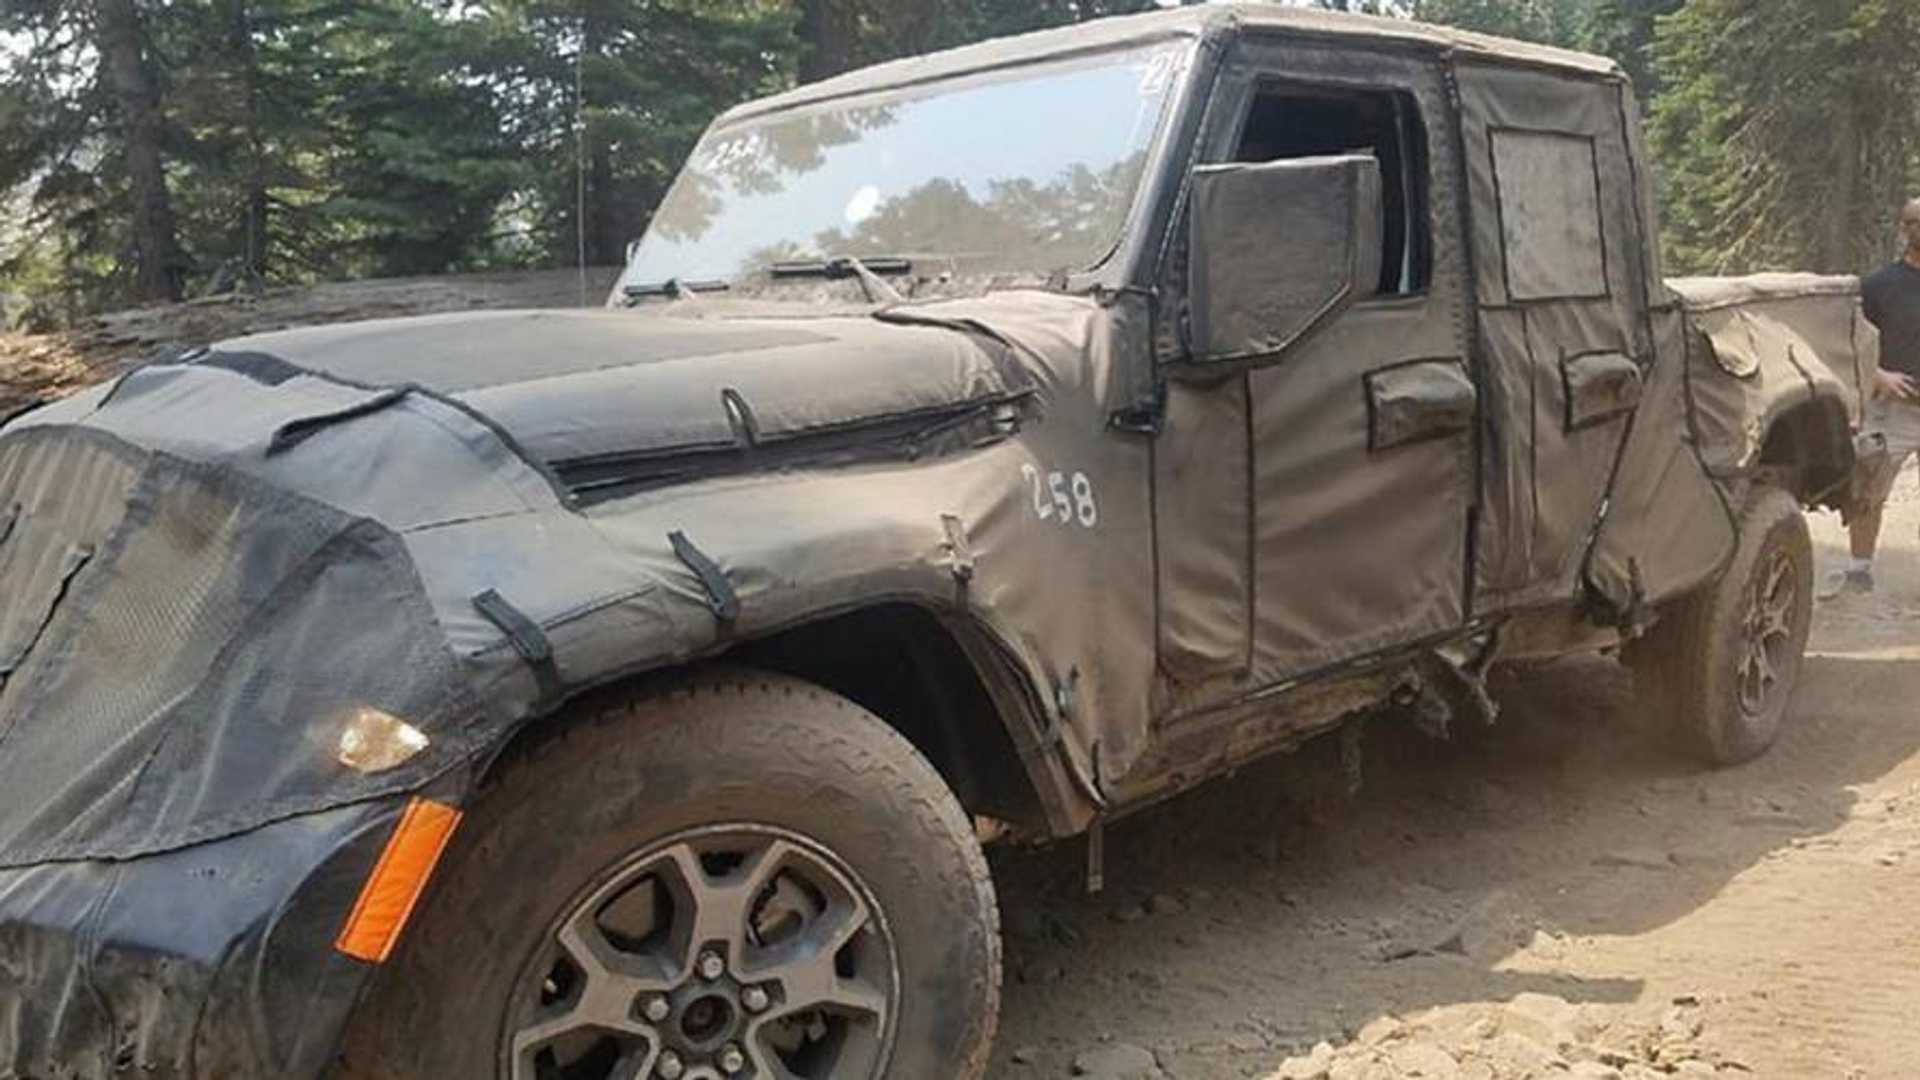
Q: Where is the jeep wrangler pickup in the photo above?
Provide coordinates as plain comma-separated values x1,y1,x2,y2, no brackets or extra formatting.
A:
0,6,1869,1078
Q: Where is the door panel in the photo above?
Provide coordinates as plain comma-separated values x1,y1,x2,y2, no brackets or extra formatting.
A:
1154,375,1252,686
1246,310,1474,679
1153,40,1477,716
1457,63,1654,608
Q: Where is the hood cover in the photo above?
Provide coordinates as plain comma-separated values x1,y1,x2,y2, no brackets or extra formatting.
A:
225,308,1035,471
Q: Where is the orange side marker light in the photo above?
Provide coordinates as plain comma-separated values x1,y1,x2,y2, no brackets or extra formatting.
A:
335,797,463,963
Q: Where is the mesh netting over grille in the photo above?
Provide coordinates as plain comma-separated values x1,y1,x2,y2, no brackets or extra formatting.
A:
0,431,481,865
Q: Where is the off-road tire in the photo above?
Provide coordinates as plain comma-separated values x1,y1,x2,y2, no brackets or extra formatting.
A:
1630,485,1813,766
333,670,1000,1079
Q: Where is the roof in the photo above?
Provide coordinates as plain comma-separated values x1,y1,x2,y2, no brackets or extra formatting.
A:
721,3,1622,125
1667,273,1861,312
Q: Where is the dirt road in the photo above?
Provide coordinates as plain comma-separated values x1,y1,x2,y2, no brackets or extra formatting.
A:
989,477,1920,1079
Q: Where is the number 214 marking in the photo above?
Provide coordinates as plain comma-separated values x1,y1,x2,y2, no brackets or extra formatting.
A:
1020,464,1098,528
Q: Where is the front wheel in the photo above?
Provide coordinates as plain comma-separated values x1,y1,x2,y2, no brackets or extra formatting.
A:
1628,485,1813,765
335,671,1001,1080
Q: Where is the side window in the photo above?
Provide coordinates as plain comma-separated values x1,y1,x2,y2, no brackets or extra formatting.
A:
1231,84,1431,297
1488,129,1606,301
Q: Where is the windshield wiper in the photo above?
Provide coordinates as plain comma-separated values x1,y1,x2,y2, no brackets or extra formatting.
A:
621,277,731,303
768,255,910,304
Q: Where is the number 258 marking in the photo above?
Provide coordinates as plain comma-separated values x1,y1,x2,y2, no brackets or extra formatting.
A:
1021,464,1099,528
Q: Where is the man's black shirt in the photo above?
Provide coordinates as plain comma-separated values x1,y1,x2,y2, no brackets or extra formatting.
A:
1862,260,1920,378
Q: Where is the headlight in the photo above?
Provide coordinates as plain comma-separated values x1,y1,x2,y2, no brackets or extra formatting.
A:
336,707,429,773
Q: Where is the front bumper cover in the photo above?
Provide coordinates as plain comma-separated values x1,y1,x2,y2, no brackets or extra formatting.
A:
0,798,401,1079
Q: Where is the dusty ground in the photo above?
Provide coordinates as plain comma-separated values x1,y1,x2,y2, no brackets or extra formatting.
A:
7,276,1915,1079
989,475,1920,1079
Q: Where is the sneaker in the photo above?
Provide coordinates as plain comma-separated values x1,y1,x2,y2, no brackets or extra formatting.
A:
1817,568,1874,600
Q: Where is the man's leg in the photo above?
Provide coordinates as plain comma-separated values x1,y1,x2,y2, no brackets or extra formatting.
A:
1851,503,1885,562
1825,501,1888,598
1822,435,1903,599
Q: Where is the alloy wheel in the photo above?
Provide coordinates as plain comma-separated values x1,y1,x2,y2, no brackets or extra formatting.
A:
502,824,898,1080
1737,547,1799,720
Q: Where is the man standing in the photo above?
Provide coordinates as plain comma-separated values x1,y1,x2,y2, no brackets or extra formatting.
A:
1823,197,1920,598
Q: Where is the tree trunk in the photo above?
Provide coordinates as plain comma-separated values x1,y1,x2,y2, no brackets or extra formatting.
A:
579,9,619,266
1825,97,1860,273
588,137,616,265
224,0,269,282
95,0,184,302
798,0,862,84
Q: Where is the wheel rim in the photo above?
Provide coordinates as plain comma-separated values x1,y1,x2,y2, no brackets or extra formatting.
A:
1737,546,1800,720
501,824,898,1080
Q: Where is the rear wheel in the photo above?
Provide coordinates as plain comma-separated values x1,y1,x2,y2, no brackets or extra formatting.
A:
1629,485,1813,765
335,671,1000,1080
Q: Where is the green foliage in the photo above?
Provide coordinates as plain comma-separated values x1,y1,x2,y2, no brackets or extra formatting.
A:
1403,0,1678,77
165,1,531,282
0,0,1167,318
3,0,1914,317
1581,0,1679,97
467,0,797,266
2,1,534,308
1650,0,1920,274
1411,0,1591,46
1,3,141,313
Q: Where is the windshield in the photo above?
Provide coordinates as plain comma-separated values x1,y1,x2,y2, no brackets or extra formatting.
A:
624,42,1194,287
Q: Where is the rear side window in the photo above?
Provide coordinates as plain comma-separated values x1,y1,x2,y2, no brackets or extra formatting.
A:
1489,129,1607,301
1231,84,1431,297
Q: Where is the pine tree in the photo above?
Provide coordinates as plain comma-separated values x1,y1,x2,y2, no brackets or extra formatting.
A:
1651,0,1920,274
469,0,796,267
1580,0,1679,98
2,1,187,307
304,3,528,277
96,0,186,301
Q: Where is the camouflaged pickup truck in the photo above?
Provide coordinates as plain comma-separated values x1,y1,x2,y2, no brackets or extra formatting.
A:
0,6,1871,1079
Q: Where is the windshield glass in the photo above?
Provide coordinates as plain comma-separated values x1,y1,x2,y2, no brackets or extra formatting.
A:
625,42,1194,286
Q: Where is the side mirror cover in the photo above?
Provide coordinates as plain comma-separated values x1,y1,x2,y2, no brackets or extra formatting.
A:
1183,153,1384,371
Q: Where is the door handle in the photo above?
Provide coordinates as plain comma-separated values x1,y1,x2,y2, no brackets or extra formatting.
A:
1364,358,1476,451
1560,351,1642,430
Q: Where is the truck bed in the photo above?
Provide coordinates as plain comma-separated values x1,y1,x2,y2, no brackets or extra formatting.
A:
1668,273,1872,480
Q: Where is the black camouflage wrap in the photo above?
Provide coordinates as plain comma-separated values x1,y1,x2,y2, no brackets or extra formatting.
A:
0,291,1149,1076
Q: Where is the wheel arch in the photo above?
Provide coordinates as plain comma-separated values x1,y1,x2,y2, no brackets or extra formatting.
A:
727,603,1079,837
481,602,1088,840
1756,393,1854,510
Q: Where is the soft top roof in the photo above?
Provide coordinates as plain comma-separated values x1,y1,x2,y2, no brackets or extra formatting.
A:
720,3,1621,125
1667,273,1861,312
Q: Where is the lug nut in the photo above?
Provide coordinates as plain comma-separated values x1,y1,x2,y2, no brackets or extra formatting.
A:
697,950,726,981
741,985,770,1013
718,1043,746,1074
641,995,671,1023
656,1050,684,1080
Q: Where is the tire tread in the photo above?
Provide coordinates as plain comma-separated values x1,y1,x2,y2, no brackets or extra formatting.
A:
1631,485,1811,765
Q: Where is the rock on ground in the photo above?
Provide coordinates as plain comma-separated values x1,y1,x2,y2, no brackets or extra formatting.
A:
1262,995,1728,1080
